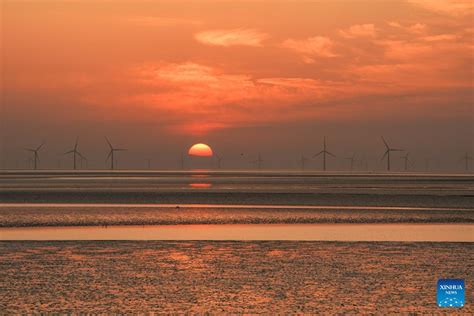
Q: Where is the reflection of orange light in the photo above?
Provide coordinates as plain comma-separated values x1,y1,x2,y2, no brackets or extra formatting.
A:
191,174,209,178
188,143,213,157
189,183,212,188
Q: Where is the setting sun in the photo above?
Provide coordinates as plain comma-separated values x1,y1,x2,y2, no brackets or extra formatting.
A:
1,0,472,313
188,143,213,157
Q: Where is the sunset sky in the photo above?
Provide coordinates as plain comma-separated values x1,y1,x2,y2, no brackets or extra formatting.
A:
1,0,473,170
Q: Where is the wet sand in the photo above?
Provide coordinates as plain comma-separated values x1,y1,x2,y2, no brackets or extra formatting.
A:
1,171,472,312
1,204,473,227
0,241,472,313
1,224,473,242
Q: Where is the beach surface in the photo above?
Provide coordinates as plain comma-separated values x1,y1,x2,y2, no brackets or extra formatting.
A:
1,171,473,227
0,171,472,313
0,241,472,314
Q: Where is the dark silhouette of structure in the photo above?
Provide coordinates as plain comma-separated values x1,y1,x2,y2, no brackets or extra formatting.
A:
24,142,44,170
180,152,185,169
460,152,472,171
80,155,87,169
401,153,410,171
345,153,357,171
381,137,403,171
251,153,263,170
425,158,432,172
300,155,308,170
64,138,85,170
313,137,335,171
105,137,127,170
215,154,223,169
25,157,34,169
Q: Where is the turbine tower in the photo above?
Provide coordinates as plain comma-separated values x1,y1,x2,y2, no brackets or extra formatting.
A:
300,154,308,170
251,153,263,170
64,138,85,170
105,137,127,170
80,154,88,169
313,137,335,171
460,152,473,171
215,154,223,169
400,153,410,171
345,153,356,171
425,158,432,172
381,137,403,171
180,152,185,170
24,142,44,170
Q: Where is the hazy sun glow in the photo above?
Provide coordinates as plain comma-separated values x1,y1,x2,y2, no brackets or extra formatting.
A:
1,0,472,170
188,143,213,157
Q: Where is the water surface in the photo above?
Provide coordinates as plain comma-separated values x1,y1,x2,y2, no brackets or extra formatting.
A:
1,224,472,241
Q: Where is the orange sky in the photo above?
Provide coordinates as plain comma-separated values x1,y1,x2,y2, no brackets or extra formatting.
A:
1,0,473,169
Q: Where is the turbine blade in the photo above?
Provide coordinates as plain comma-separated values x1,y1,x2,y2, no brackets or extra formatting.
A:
313,151,323,157
74,138,79,150
381,137,389,150
36,142,45,151
326,151,336,158
381,150,388,161
391,148,404,152
115,148,127,151
106,150,112,161
64,150,74,155
105,137,113,150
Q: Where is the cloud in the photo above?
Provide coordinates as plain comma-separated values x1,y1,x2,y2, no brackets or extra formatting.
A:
408,23,427,34
386,22,427,35
406,0,473,16
194,29,268,47
339,24,376,38
387,21,402,28
422,34,458,41
125,62,358,134
127,16,202,26
281,36,337,62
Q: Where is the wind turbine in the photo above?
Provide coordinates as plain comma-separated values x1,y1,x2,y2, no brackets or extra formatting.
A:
215,154,223,169
80,154,88,169
300,154,308,170
251,153,264,170
24,142,45,170
381,137,403,171
25,157,34,169
345,153,357,171
425,158,432,172
179,152,185,169
400,153,410,171
145,158,152,169
362,159,369,171
105,137,127,170
313,137,335,171
459,152,473,171
64,138,85,170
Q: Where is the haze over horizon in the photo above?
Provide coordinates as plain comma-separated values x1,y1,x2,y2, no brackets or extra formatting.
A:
1,0,473,171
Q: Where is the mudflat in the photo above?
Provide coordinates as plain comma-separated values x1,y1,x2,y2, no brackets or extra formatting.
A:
0,241,472,313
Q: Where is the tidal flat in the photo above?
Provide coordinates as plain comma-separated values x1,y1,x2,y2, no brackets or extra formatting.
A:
0,241,472,313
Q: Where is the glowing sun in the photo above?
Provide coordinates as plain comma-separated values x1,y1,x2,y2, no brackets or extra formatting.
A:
188,143,213,157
